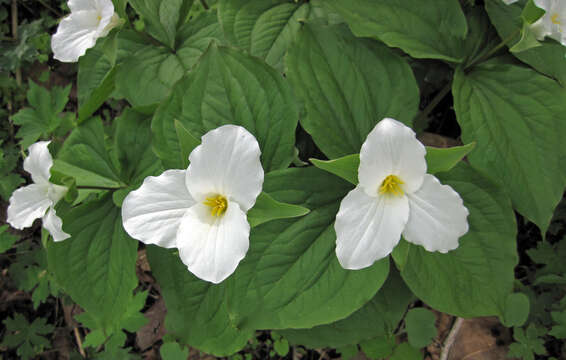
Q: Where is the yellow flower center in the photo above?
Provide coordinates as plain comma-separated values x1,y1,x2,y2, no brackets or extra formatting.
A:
551,13,561,25
204,195,228,217
378,175,405,197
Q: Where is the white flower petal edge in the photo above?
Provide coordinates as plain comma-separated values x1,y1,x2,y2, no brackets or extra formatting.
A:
51,0,120,62
531,0,566,46
334,118,469,270
502,0,519,4
122,124,264,283
177,202,250,284
7,141,70,241
403,175,469,253
186,125,264,211
335,187,409,270
122,170,196,249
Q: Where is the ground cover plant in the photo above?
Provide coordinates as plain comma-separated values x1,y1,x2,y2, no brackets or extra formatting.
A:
1,0,566,359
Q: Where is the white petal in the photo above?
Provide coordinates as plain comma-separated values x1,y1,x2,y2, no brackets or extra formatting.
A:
24,141,53,185
122,170,196,249
7,184,52,230
43,207,71,242
358,118,426,197
335,186,409,270
51,11,100,62
177,201,250,284
186,125,264,212
47,183,68,205
502,0,519,4
403,174,469,253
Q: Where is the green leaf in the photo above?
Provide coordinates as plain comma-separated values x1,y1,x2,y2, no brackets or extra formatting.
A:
1,314,53,360
310,155,359,185
0,173,24,201
336,345,359,360
12,80,72,148
0,224,18,253
116,12,224,107
52,117,123,188
218,0,311,72
286,23,418,158
227,167,390,331
405,308,437,348
360,336,395,360
508,325,547,360
152,43,298,171
397,163,518,318
280,268,413,348
522,0,545,24
146,246,253,356
128,0,193,49
453,63,566,232
114,108,162,186
247,191,310,228
389,343,421,360
322,0,468,62
425,143,475,174
485,0,566,85
273,337,290,357
502,293,530,327
509,22,541,53
47,195,138,332
174,119,200,168
550,311,566,338
160,342,189,360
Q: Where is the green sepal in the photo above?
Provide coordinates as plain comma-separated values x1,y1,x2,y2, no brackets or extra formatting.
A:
510,22,542,53
310,155,359,185
522,0,545,24
247,192,310,228
174,119,200,168
50,171,78,204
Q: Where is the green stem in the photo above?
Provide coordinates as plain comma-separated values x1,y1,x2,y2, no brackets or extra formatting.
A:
200,0,209,10
465,29,521,71
414,81,452,131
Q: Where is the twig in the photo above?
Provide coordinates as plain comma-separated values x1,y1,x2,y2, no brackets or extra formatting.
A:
440,317,464,360
200,0,209,10
73,327,86,358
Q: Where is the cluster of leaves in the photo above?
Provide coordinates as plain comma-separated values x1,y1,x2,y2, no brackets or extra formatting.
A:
1,0,566,358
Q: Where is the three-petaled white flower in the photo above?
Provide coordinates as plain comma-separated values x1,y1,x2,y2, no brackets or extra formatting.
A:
334,118,469,270
51,0,121,63
122,125,264,284
530,0,566,46
7,141,70,242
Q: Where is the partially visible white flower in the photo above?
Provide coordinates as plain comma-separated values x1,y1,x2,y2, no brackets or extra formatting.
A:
502,0,519,4
334,118,469,270
7,141,70,242
122,125,264,284
531,0,566,46
51,0,121,62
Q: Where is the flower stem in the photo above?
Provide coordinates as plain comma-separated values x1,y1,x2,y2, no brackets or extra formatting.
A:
414,81,452,132
464,29,521,71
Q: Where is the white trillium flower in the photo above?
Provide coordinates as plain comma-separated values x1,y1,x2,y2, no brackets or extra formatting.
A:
122,125,264,284
51,0,121,63
7,141,70,242
531,0,566,46
335,118,469,270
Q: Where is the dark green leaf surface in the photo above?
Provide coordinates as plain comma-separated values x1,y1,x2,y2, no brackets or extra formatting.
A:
227,167,389,331
247,192,310,228
152,43,298,171
453,63,566,231
322,0,468,62
286,23,419,158
398,163,517,318
405,308,437,348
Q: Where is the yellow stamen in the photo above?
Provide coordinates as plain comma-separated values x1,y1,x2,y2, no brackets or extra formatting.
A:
551,13,561,25
378,175,405,197
204,195,228,217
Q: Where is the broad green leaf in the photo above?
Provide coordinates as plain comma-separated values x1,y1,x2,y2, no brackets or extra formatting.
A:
486,0,566,85
218,0,311,72
550,311,566,338
280,268,413,348
425,143,475,174
114,108,162,187
174,119,199,168
0,225,18,253
128,0,193,49
160,342,189,360
322,0,468,62
360,336,396,360
311,145,473,186
453,63,566,231
116,12,224,108
77,35,117,123
502,293,530,327
152,43,298,171
286,23,419,158
522,0,545,24
147,246,252,356
12,80,72,148
1,314,54,360
397,163,518,318
52,117,124,188
247,192,310,228
47,195,138,332
227,167,389,331
508,325,547,360
389,343,422,360
405,308,437,348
